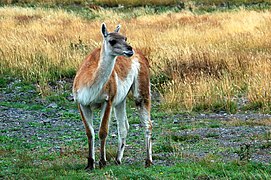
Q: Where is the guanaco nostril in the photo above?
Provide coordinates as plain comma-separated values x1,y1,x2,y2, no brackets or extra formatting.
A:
127,46,132,51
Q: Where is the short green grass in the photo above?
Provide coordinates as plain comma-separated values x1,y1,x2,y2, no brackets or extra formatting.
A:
1,143,270,179
1,78,271,179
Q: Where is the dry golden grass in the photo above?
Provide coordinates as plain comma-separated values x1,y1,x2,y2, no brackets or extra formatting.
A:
1,6,271,111
225,118,271,127
95,0,178,6
0,0,87,5
0,0,178,6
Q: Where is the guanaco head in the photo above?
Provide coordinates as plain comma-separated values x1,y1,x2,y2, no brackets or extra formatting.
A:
101,23,134,57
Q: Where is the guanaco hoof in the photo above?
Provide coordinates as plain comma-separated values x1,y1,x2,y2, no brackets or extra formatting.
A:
99,159,107,169
145,159,153,168
115,158,121,165
85,157,94,170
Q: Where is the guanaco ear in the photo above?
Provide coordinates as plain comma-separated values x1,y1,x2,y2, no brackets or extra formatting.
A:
101,23,108,38
114,24,121,33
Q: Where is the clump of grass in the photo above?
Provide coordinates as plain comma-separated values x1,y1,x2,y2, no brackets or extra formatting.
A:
193,0,270,6
171,133,201,143
161,76,239,113
246,68,271,111
106,146,118,162
155,132,175,153
237,144,252,162
225,118,271,127
206,133,219,138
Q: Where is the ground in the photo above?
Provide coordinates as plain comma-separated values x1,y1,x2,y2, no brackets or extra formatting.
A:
1,78,270,179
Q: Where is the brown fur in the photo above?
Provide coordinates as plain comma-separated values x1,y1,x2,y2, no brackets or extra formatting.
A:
114,56,132,80
73,48,100,91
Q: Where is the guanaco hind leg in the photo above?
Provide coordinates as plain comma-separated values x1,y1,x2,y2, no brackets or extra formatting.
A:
114,99,129,164
137,100,153,167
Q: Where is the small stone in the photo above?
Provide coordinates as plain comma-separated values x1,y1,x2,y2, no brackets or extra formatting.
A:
48,103,58,108
42,120,51,125
67,94,74,101
173,119,179,124
200,113,206,117
40,113,48,118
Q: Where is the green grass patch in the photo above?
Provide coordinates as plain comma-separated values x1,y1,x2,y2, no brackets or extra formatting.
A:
0,76,9,88
209,122,221,128
171,134,201,143
0,101,45,111
2,151,270,180
206,132,220,138
243,101,264,111
192,100,238,114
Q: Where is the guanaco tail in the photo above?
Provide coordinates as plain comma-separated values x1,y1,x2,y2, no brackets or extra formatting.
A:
72,23,153,170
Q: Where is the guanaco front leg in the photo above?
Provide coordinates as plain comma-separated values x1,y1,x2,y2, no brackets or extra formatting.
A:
99,101,113,168
78,104,95,170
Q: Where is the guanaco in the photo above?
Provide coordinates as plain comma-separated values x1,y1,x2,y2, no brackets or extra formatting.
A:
73,23,152,170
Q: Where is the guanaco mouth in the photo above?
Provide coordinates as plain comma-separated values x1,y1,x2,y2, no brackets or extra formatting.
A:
123,50,134,57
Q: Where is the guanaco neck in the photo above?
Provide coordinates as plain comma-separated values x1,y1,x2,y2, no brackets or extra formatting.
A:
92,41,117,90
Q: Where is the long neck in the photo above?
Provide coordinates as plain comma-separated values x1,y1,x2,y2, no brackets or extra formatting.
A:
93,42,117,88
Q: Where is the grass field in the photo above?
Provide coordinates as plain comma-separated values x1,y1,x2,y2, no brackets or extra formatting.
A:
1,3,271,112
1,79,270,179
0,1,271,179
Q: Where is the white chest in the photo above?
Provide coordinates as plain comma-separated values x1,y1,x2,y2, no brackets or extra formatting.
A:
113,59,140,105
76,84,107,106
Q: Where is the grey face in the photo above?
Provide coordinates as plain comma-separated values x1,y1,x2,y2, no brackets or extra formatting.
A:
101,23,134,57
107,33,134,57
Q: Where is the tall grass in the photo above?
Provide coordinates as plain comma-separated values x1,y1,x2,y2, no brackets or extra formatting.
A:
0,0,88,5
2,0,270,7
193,0,271,6
1,6,271,112
94,0,179,6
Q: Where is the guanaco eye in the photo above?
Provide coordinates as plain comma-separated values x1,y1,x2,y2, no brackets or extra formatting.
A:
124,37,127,41
109,40,117,46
